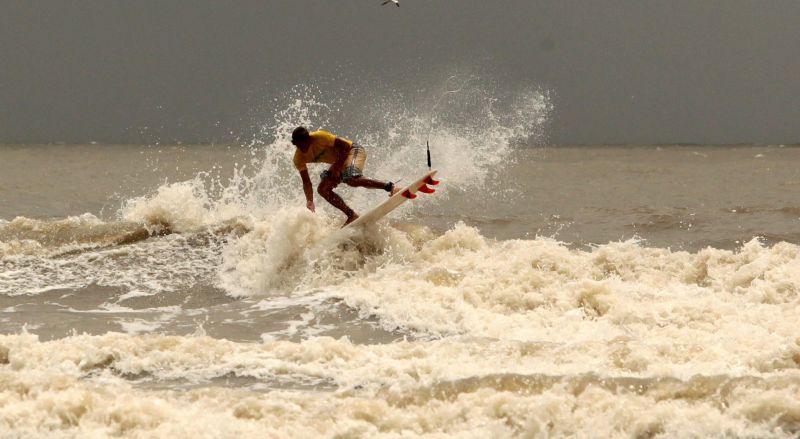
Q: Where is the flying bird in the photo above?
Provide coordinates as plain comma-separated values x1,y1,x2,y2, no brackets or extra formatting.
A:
382,0,400,6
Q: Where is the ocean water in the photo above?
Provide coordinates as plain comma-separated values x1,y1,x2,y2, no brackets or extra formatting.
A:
1,90,799,437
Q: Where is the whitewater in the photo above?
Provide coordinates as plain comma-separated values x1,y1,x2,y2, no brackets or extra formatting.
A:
1,83,799,438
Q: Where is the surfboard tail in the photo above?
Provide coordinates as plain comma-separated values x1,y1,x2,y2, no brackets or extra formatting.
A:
344,169,437,229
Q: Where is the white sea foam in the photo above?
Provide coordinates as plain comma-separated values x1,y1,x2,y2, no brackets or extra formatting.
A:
121,178,248,234
0,238,43,257
0,214,107,258
0,234,224,296
0,332,797,438
118,319,164,335
218,218,800,377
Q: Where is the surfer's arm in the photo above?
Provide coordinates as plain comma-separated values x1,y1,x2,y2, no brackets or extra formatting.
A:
328,138,351,178
299,170,315,212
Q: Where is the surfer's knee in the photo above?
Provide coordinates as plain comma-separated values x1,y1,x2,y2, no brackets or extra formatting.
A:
317,179,337,196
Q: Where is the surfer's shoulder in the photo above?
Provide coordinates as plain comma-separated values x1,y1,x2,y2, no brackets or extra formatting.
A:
310,130,335,138
292,149,307,171
309,130,340,148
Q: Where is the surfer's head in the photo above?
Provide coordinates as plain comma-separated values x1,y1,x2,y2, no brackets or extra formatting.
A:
291,126,311,150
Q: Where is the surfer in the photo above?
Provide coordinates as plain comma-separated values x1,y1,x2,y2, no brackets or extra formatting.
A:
291,126,400,226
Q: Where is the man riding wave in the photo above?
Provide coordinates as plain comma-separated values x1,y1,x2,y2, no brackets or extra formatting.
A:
291,126,399,226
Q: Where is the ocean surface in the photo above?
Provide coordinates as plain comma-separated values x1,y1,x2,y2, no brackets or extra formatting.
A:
2,135,800,435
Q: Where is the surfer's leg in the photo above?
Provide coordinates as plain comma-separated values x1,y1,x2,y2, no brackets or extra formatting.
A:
346,176,401,196
317,178,358,222
345,176,385,189
341,144,398,196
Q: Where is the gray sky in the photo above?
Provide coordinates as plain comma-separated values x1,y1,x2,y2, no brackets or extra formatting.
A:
1,0,799,145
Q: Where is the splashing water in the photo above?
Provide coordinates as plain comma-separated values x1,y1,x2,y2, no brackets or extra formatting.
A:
118,75,553,254
205,77,553,295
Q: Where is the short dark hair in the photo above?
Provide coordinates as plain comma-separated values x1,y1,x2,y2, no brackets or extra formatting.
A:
291,126,310,145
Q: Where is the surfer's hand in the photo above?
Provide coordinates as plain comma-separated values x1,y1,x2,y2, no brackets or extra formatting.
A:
307,200,315,212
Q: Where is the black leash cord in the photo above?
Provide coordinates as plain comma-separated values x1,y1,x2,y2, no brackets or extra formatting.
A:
426,141,432,170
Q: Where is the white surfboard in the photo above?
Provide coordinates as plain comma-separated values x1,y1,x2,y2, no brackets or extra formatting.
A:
345,170,439,228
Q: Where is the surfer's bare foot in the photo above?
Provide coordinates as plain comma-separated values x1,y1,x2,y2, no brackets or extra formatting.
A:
342,213,359,227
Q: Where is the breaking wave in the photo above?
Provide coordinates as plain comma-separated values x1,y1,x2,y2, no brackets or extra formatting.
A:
4,79,800,437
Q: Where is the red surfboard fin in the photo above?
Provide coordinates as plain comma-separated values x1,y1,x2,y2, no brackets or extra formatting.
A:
401,190,417,199
417,184,435,194
425,176,440,185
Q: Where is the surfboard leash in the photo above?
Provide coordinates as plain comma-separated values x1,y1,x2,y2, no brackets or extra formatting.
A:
426,140,432,170
425,74,473,172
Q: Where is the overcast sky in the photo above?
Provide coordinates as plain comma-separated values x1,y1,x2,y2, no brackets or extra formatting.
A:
1,0,799,145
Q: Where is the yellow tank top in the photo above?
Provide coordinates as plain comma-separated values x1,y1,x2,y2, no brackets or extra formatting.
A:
292,130,353,172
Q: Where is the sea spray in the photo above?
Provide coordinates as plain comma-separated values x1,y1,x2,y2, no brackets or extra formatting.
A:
239,77,552,217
